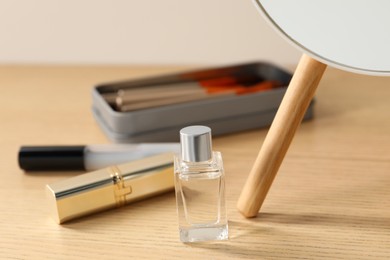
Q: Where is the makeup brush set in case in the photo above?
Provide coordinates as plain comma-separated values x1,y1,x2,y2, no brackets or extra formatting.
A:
92,62,314,143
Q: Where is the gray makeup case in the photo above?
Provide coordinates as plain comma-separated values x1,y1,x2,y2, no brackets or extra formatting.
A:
91,62,314,143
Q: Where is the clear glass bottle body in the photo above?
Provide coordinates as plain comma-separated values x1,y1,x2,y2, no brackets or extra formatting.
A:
174,151,228,242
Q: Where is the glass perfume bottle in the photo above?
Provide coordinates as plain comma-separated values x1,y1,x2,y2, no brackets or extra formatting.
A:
174,125,228,242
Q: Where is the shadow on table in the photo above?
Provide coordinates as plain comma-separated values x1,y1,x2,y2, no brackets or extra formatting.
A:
187,212,390,257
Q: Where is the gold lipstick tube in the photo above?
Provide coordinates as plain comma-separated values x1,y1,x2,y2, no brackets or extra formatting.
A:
46,153,174,224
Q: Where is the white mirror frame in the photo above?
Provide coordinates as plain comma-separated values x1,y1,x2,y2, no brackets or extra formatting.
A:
253,0,390,76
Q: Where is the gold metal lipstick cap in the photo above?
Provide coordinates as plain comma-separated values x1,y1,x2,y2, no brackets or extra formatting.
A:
46,153,174,224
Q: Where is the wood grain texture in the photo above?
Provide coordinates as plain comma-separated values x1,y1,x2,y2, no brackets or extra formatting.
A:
1,65,390,259
237,55,327,217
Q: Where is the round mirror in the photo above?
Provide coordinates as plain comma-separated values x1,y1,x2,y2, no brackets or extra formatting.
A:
254,0,390,76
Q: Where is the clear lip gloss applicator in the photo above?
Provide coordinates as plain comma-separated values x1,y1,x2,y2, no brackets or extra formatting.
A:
174,125,228,242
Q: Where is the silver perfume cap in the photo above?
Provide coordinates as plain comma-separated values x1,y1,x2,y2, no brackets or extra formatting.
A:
180,126,212,162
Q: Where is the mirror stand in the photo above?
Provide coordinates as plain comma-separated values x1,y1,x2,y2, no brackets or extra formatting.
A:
237,54,327,217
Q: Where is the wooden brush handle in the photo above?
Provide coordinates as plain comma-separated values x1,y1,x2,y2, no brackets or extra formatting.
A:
237,54,327,217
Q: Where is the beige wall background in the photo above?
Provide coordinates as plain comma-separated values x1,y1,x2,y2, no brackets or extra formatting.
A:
0,0,300,67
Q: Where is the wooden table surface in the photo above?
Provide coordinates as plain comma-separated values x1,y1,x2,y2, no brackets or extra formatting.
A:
1,65,390,259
